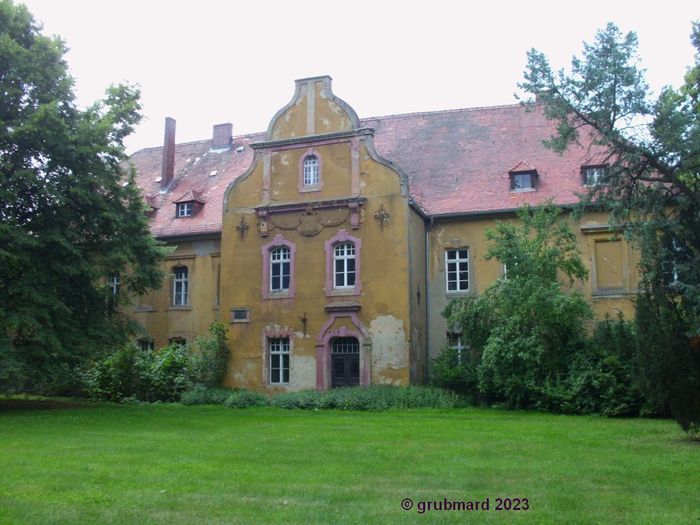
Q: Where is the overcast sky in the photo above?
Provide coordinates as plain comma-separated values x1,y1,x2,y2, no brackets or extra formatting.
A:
19,0,699,153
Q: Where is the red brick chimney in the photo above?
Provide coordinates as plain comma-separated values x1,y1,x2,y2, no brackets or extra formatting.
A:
161,117,176,189
212,122,232,149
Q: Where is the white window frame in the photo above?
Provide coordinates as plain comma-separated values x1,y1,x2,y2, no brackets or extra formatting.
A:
269,337,290,385
333,242,356,289
173,266,189,306
108,274,120,296
583,166,606,186
270,246,291,292
445,248,469,292
177,202,193,217
448,333,467,366
303,155,319,186
511,172,535,191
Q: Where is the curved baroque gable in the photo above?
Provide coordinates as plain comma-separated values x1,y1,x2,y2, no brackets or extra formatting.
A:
266,76,360,141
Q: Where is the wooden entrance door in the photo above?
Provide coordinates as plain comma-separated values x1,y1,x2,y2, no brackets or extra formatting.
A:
331,337,360,387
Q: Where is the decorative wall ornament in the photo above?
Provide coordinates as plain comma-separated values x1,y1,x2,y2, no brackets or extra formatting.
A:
374,204,391,230
265,206,351,237
257,209,269,237
236,216,249,239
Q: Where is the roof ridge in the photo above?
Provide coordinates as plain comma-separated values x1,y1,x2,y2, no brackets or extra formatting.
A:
130,131,267,155
131,104,527,155
361,102,523,123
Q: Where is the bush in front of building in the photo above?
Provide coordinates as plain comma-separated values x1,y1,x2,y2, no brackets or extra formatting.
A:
269,385,458,411
437,205,592,410
191,322,230,388
180,385,234,405
86,343,195,402
563,315,642,417
85,344,152,402
222,389,269,408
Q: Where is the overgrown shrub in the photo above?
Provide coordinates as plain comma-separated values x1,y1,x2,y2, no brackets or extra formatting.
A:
86,342,195,402
270,385,457,411
564,315,642,416
86,321,231,403
146,343,195,402
441,205,592,409
85,345,151,402
180,386,234,406
634,275,700,430
429,346,480,401
192,322,230,388
223,390,268,408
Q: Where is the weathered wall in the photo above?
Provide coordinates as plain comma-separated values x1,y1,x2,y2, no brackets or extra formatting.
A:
407,206,427,383
426,210,639,363
129,238,221,348
220,77,414,391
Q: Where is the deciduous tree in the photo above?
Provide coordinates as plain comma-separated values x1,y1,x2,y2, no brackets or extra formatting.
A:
0,0,166,393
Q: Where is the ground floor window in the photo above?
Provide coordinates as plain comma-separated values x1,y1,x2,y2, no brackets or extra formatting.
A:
138,338,154,351
269,337,290,384
447,332,466,365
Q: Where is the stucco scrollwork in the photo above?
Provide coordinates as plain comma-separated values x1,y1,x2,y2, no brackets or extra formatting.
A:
265,206,351,237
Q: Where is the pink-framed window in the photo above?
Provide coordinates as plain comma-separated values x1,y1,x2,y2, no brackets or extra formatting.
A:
324,230,362,296
268,337,290,385
261,234,296,299
298,149,323,193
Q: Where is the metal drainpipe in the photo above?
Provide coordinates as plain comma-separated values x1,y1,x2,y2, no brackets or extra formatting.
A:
424,217,432,381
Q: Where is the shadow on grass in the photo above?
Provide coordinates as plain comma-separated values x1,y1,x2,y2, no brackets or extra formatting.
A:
0,398,93,411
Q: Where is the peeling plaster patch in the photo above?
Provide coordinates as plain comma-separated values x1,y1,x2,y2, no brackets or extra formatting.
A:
280,153,290,166
294,331,310,339
369,315,408,385
232,359,258,387
291,355,316,390
193,240,217,256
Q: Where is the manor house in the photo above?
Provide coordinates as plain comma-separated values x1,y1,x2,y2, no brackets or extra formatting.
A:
128,76,638,391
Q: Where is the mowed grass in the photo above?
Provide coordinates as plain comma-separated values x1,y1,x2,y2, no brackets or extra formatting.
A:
0,404,698,524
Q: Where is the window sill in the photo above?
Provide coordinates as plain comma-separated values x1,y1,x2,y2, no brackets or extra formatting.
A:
134,306,157,313
592,289,637,299
168,306,192,311
445,290,470,297
510,188,536,193
326,288,361,298
264,292,295,300
299,185,322,193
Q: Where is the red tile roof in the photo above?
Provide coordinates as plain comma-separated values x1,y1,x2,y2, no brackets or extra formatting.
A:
365,104,606,216
130,133,262,238
130,103,606,237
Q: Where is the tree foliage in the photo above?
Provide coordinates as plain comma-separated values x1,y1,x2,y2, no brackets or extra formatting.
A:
441,205,592,408
0,1,166,393
520,21,700,431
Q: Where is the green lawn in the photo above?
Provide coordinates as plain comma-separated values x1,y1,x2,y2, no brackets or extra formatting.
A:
0,404,697,524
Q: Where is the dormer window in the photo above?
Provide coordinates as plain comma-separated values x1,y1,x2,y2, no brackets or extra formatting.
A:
583,166,607,186
174,190,205,218
177,202,193,217
510,171,536,191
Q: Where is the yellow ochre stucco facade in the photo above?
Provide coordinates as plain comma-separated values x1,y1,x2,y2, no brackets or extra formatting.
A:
128,75,639,390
